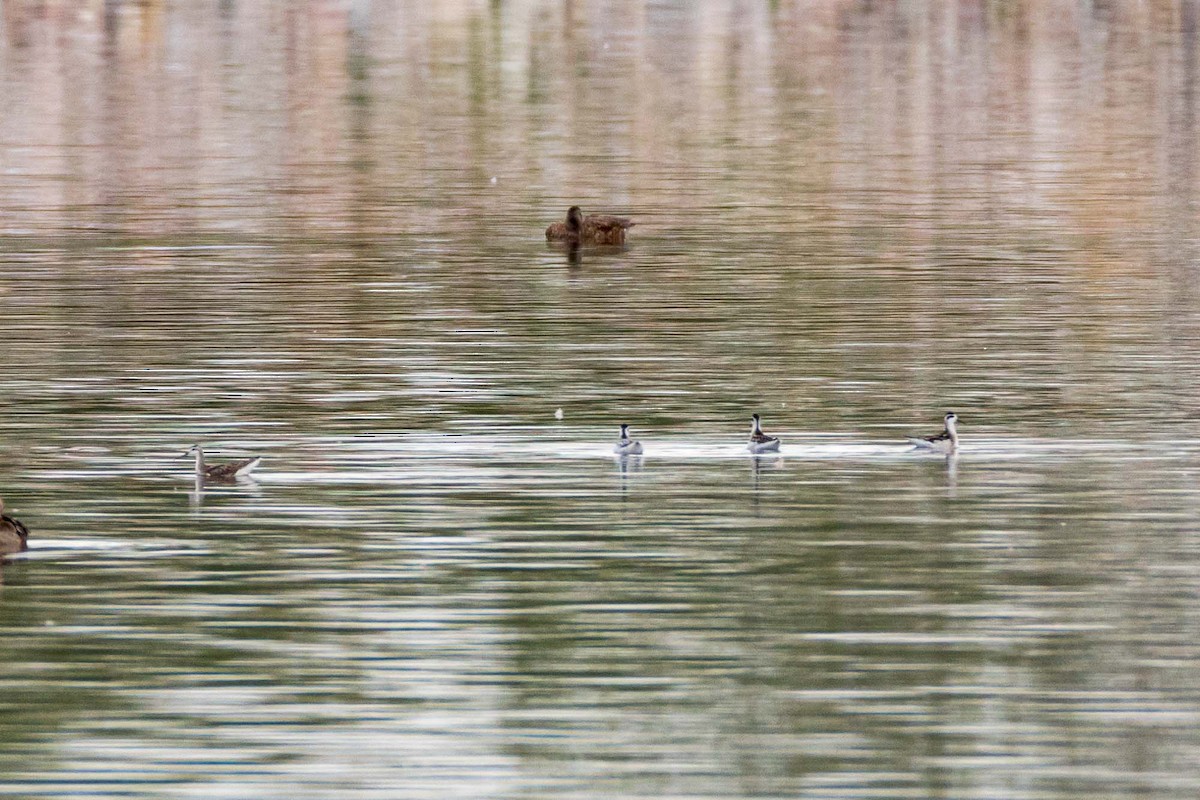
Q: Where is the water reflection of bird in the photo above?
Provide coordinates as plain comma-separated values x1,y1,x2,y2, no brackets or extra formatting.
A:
565,242,582,267
0,497,29,556
613,424,644,456
747,413,781,453
545,206,634,245
614,446,643,500
907,412,959,453
185,445,262,482
614,452,643,478
750,453,784,488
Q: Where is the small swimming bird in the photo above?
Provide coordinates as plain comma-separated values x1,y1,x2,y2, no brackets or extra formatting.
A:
545,206,634,245
186,445,262,482
613,424,644,456
747,413,781,453
907,412,959,453
0,497,29,556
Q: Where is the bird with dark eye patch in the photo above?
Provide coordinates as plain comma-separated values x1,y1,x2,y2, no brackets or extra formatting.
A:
546,206,635,245
0,497,29,556
907,412,959,453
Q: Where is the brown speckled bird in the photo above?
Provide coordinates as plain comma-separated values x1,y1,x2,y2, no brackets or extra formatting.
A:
186,445,262,482
545,206,634,245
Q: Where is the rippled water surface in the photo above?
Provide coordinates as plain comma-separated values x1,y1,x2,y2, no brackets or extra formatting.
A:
3,1,1200,797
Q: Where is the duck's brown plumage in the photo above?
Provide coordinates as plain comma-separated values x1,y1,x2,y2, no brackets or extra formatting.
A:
546,206,634,245
0,499,29,556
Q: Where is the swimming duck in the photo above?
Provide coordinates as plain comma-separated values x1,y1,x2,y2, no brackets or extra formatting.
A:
907,412,959,453
0,497,29,556
186,445,262,482
613,424,644,456
545,206,634,245
747,413,781,453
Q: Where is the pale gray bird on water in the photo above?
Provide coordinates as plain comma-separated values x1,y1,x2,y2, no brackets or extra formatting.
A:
747,414,781,454
907,412,959,453
613,424,644,456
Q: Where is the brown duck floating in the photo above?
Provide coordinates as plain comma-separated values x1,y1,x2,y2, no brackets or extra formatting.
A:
0,497,29,556
545,206,634,245
186,445,262,482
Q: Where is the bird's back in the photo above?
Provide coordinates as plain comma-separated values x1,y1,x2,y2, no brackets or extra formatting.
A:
204,456,261,481
907,431,954,452
545,221,573,240
581,215,634,244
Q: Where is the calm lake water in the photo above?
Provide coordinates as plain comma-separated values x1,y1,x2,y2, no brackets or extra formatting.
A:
3,1,1200,797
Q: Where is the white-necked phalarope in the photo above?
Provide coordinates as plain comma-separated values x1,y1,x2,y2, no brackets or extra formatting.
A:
907,412,959,453
747,413,781,453
186,445,262,482
0,497,29,556
613,424,644,456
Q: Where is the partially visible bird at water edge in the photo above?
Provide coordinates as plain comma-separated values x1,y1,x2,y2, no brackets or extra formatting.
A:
0,497,29,556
